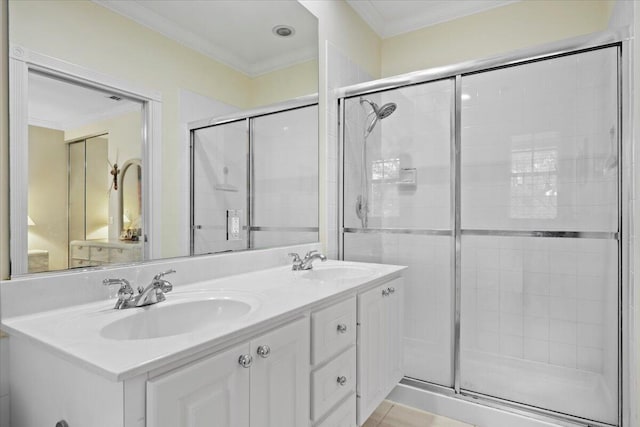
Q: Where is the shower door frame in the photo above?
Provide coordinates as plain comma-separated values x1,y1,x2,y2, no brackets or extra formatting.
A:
337,28,632,427
188,95,319,256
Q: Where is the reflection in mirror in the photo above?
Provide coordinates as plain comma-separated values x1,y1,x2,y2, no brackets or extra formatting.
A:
119,159,142,240
190,102,319,255
27,71,143,273
8,0,318,276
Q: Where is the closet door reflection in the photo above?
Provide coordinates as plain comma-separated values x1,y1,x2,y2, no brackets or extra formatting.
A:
459,47,619,424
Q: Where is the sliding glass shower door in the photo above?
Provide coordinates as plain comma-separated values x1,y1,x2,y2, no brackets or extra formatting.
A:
459,47,619,425
340,45,620,425
342,79,455,387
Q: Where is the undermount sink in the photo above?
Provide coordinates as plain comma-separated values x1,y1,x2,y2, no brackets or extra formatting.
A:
301,265,371,282
100,296,255,340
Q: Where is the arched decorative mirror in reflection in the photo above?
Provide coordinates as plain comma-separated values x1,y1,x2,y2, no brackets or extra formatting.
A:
119,158,142,241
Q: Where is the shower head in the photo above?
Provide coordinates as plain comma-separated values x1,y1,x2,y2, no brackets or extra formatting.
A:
360,98,397,135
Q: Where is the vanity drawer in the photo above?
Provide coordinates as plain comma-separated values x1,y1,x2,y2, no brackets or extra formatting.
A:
70,258,95,268
311,346,356,421
91,246,109,262
311,297,356,365
315,393,356,427
109,247,139,263
70,244,90,260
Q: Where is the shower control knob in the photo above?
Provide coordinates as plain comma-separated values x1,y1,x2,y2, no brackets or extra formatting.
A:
337,376,348,386
337,323,348,334
257,345,271,358
238,354,253,368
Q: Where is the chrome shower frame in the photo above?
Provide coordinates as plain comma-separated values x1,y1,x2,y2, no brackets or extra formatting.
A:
337,27,633,427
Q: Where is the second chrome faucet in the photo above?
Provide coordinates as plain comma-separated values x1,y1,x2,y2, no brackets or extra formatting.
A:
103,269,176,310
289,250,327,271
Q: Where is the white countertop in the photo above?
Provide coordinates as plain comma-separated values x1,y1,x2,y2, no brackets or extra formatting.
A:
2,260,405,382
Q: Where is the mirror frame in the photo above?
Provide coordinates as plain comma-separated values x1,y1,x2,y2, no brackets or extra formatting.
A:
9,44,162,274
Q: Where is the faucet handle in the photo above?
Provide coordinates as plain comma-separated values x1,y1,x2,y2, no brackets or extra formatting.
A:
103,278,130,287
153,269,176,281
288,253,301,262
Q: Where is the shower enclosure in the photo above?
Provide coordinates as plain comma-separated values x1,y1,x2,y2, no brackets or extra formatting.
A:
190,100,318,255
339,40,625,426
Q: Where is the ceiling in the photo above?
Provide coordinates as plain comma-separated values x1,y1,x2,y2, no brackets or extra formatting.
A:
92,0,318,78
28,71,141,131
346,0,519,39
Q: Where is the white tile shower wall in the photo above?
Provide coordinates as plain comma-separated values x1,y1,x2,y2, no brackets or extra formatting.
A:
461,235,617,375
0,242,321,319
326,41,372,258
192,121,248,254
342,80,453,231
344,233,453,386
252,105,318,239
461,48,618,232
178,89,239,255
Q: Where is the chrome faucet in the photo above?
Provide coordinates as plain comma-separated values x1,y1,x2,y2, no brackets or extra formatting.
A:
289,250,326,271
103,269,176,309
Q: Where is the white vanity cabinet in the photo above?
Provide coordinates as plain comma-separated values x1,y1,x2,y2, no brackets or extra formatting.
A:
4,262,406,427
147,317,310,427
356,278,404,425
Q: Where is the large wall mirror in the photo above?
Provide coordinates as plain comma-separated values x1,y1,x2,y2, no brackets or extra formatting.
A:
6,0,319,277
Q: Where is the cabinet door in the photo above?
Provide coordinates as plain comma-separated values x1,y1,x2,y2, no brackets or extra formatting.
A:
147,343,250,427
357,283,389,425
250,317,310,427
386,278,404,387
357,278,405,425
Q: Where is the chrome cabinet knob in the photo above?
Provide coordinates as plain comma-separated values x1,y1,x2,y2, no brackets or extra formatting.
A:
56,421,69,427
382,289,390,297
387,287,395,294
337,376,347,386
337,323,348,334
257,345,271,358
238,354,253,368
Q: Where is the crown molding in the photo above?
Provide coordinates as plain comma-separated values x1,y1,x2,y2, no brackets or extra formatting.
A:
347,0,519,39
92,0,314,78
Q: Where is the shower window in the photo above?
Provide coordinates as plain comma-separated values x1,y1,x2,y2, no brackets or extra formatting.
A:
510,146,558,220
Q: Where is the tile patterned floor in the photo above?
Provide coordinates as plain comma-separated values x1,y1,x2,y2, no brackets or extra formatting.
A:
363,400,475,427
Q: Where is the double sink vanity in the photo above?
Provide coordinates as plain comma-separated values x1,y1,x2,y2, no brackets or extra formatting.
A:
1,252,405,427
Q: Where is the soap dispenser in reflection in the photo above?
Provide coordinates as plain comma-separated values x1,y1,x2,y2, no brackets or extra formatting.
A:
227,209,242,241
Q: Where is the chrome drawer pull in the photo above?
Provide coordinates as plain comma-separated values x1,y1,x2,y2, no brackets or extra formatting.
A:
337,376,347,386
257,345,271,358
387,287,395,294
337,323,348,334
382,289,390,297
238,354,253,368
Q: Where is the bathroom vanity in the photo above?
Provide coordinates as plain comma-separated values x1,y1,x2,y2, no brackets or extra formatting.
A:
2,260,404,427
